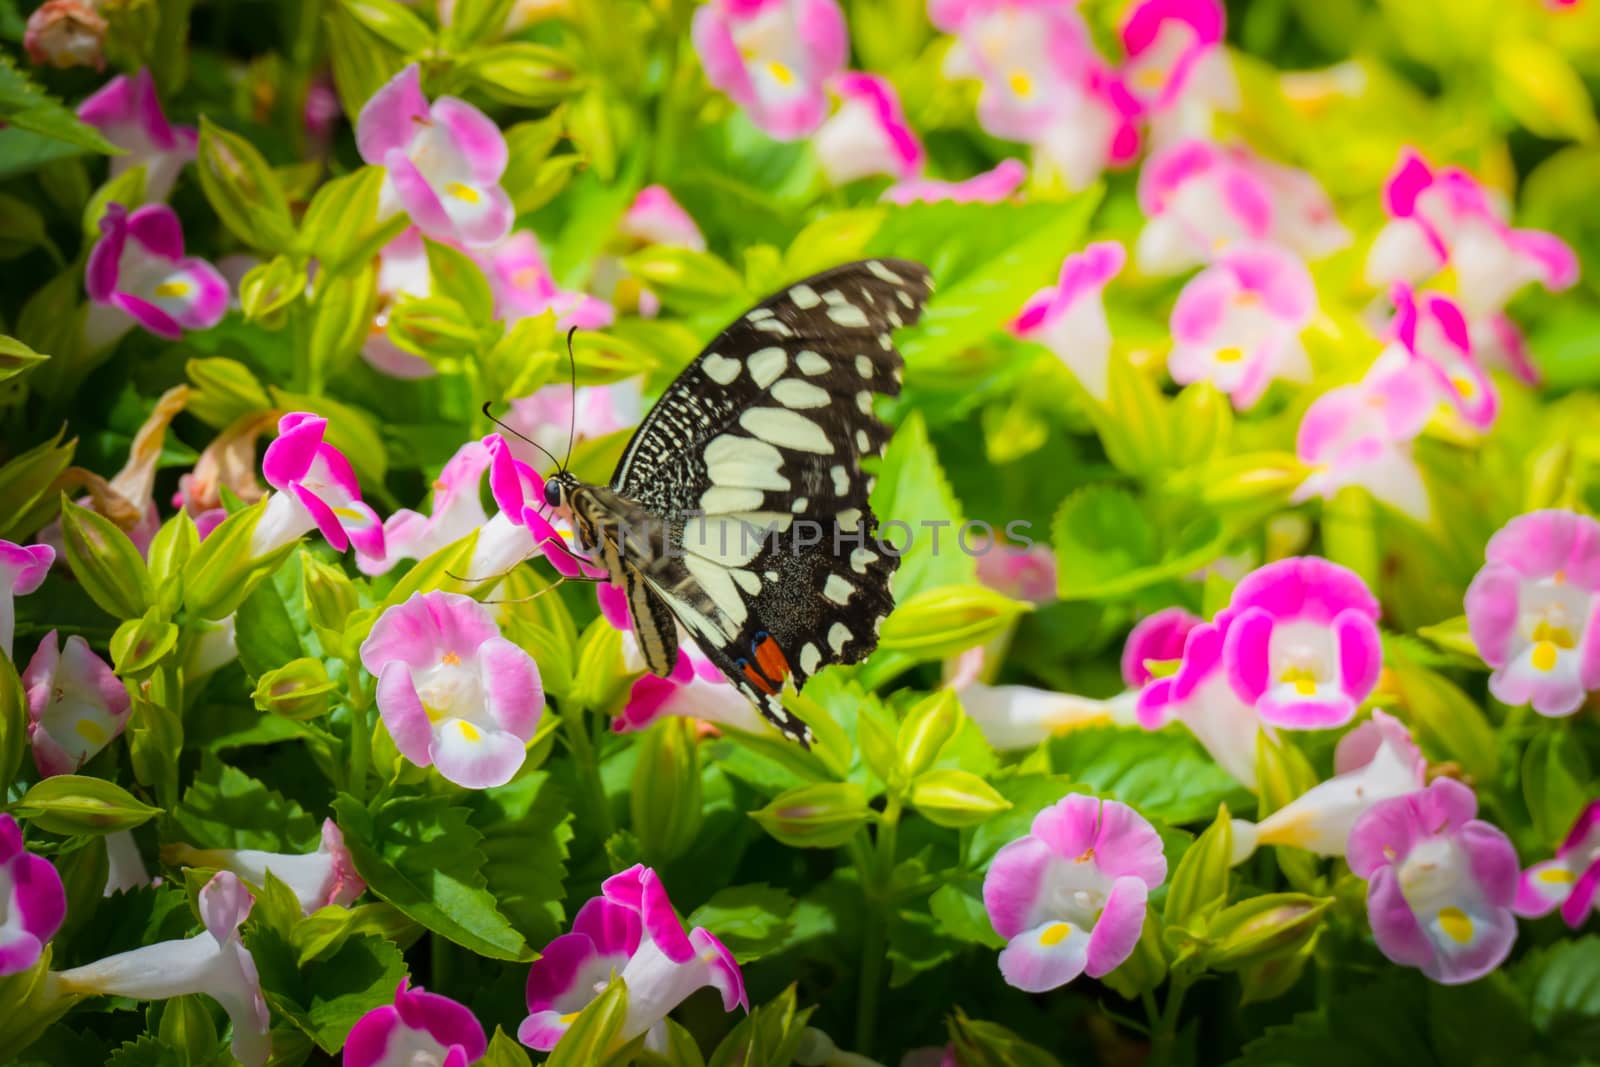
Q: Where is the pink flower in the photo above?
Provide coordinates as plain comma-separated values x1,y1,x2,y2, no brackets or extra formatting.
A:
814,73,924,186
1119,0,1237,142
983,795,1166,992
22,631,130,778
359,591,544,789
361,440,493,577
0,813,66,977
477,232,615,329
484,435,611,581
24,0,106,71
692,0,848,140
1121,607,1201,687
1465,509,1600,718
55,872,272,1065
77,69,196,201
1347,779,1519,985
974,539,1057,604
85,203,228,342
1221,556,1383,730
1010,240,1125,400
345,979,486,1067
1366,148,1578,320
621,186,707,251
519,865,746,1050
1136,620,1264,788
1137,138,1348,274
1168,242,1315,409
1514,801,1600,928
356,64,513,247
255,413,386,560
164,819,364,916
503,379,641,472
1390,284,1497,430
364,228,436,380
0,541,53,659
884,159,1028,205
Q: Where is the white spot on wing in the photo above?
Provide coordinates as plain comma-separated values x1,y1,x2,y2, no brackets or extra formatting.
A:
772,378,830,409
850,547,877,574
732,569,761,594
739,408,834,453
748,346,787,388
828,622,851,654
701,486,765,514
703,353,740,384
754,318,793,336
828,303,870,329
867,260,906,285
791,495,809,513
706,434,789,490
856,390,873,414
796,351,830,376
838,508,862,529
790,284,820,309
800,643,821,674
856,429,871,452
855,355,874,378
685,554,749,625
830,465,849,495
824,574,854,605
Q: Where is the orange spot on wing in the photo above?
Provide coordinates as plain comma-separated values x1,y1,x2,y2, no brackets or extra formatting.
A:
742,662,777,695
754,635,790,684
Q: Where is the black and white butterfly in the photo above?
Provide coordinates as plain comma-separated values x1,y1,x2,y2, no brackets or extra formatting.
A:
529,259,932,747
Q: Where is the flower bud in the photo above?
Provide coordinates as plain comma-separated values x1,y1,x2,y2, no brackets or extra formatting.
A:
252,658,336,721
239,255,307,323
878,584,1030,661
1204,893,1332,971
630,718,703,863
751,783,871,848
301,552,360,657
897,689,961,779
23,0,106,71
907,769,1010,828
1163,804,1232,927
58,496,153,620
110,609,179,677
16,775,162,836
184,500,296,620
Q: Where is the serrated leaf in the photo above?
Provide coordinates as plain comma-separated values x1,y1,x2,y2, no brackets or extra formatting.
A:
687,885,798,963
0,53,119,154
172,754,317,852
461,772,574,947
1047,726,1252,825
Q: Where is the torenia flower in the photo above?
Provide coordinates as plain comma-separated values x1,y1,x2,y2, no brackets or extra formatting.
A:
621,186,707,251
484,436,611,581
1136,620,1263,788
1389,284,1497,431
478,231,615,329
0,541,53,659
344,979,486,1067
504,379,642,471
974,539,1057,605
0,814,66,977
692,0,848,140
884,159,1028,205
1515,801,1600,928
359,591,544,789
22,631,131,777
1346,778,1519,985
77,69,197,201
24,0,106,71
1118,0,1237,143
86,203,228,343
361,440,493,577
357,64,513,247
1230,710,1426,863
814,73,924,186
1121,607,1201,687
1222,556,1383,730
1030,71,1142,192
1366,148,1578,319
54,872,272,1065
255,413,386,560
1168,243,1315,409
1010,240,1125,401
1465,509,1600,717
164,819,364,915
937,2,1093,142
959,682,1137,752
983,795,1167,992
365,228,436,380
519,865,746,1050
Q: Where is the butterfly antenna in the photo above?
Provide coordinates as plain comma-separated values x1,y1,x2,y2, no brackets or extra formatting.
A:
481,401,565,472
563,326,579,473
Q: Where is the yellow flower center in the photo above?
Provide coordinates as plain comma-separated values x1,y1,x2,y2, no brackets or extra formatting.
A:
446,182,481,204
1280,666,1319,696
1039,922,1072,946
1531,641,1560,672
1136,65,1168,91
1437,906,1474,944
154,280,190,298
75,718,108,745
766,60,794,86
1008,69,1033,98
1531,621,1575,649
458,720,482,742
442,650,462,666
1452,375,1475,398
560,1011,580,1024
511,265,541,290
1215,346,1246,364
1539,867,1576,884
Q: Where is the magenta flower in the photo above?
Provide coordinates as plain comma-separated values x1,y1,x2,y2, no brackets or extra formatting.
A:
813,73,924,186
24,0,106,71
1515,801,1600,928
884,159,1028,205
365,228,436,381
256,413,386,560
361,440,493,578
1347,779,1519,985
974,540,1057,605
1136,619,1263,788
359,591,543,789
0,814,66,977
345,979,486,1067
1389,284,1497,431
621,186,707,251
1465,509,1600,718
165,819,364,916
1118,0,1237,141
983,795,1166,992
519,865,746,1051
0,540,53,659
55,872,272,1066
1366,148,1578,320
1121,607,1202,687
477,231,615,330
77,69,197,201
85,203,228,343
22,631,131,778
692,0,848,140
1010,240,1125,401
1168,243,1315,409
1221,556,1383,730
484,435,611,581
356,64,513,247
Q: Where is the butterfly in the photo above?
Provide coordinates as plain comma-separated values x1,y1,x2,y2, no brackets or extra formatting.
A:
517,258,932,747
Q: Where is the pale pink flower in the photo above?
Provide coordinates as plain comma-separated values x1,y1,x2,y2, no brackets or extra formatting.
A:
692,0,848,140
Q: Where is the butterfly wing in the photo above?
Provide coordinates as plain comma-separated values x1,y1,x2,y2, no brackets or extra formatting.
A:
610,258,932,744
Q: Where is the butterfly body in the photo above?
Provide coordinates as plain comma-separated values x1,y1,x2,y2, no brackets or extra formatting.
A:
545,258,933,745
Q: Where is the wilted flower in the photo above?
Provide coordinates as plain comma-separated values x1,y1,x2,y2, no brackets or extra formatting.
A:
983,795,1167,992
344,979,486,1067
1230,710,1426,863
22,631,131,778
254,413,386,560
883,159,1028,205
974,540,1057,604
814,73,924,186
620,185,707,251
24,0,106,71
0,813,66,977
1346,778,1519,985
359,591,544,789
54,872,272,1066
1118,0,1237,143
1514,801,1600,928
173,410,276,538
361,440,493,577
164,819,364,915
1010,240,1125,401
0,541,53,660
519,865,746,1050
85,203,228,344
478,231,615,329
1390,284,1496,431
77,69,197,201
1465,508,1600,717
692,0,848,140
1168,243,1315,410
357,64,513,247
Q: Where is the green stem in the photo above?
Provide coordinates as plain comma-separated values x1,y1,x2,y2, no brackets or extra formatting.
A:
345,662,371,804
564,710,614,840
1152,975,1193,1063
856,795,903,1054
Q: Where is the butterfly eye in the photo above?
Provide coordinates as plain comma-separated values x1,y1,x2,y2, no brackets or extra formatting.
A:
543,480,563,507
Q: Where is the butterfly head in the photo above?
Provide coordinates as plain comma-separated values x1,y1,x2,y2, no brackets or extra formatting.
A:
543,469,579,511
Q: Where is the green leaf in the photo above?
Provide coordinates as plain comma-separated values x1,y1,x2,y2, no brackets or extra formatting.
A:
1492,37,1599,142
1517,936,1600,1057
59,496,154,619
105,1037,183,1067
332,793,532,960
291,902,417,966
246,925,408,1054
0,427,75,542
1164,804,1233,928
687,885,798,963
1052,485,1154,598
341,0,434,53
481,1028,536,1067
461,772,574,947
0,334,49,385
157,995,220,1067
871,410,973,600
1386,647,1499,782
928,880,1006,949
0,52,119,154
908,768,1012,828
1522,727,1591,850
1047,726,1252,824
707,985,815,1067
0,652,28,795
308,263,379,382
423,237,495,324
172,755,317,852
546,977,629,1067
300,166,399,275
16,775,162,835
460,42,582,107
195,118,294,251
